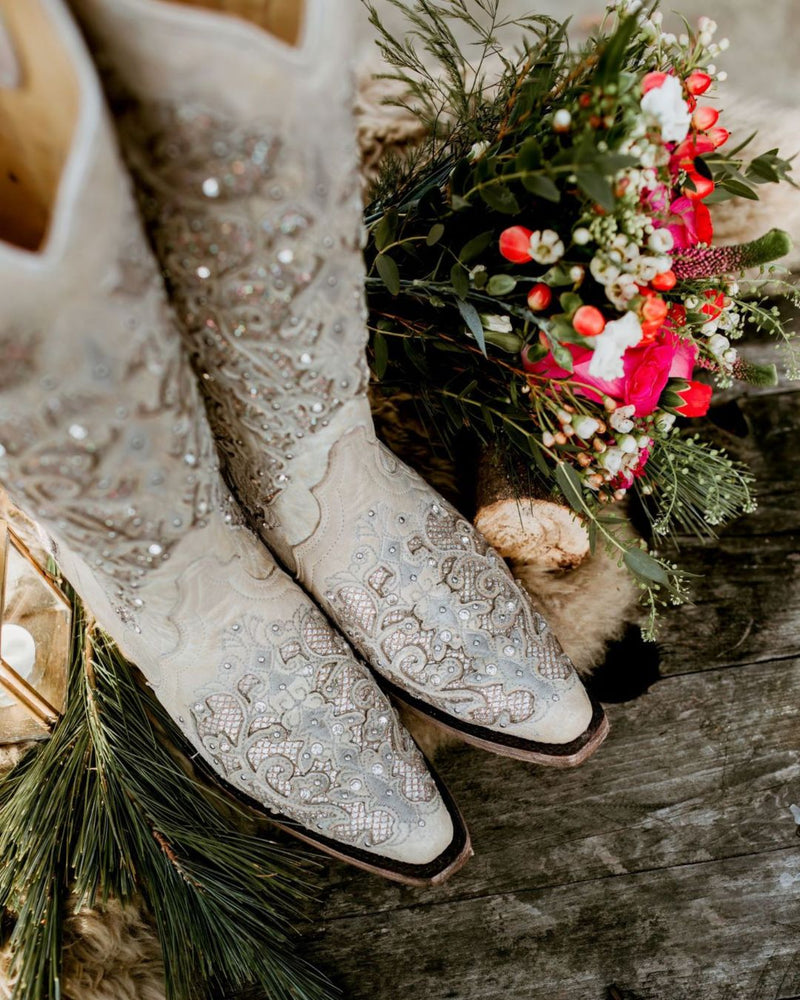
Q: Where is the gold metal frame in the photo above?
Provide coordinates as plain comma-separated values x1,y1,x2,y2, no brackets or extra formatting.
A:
0,521,72,740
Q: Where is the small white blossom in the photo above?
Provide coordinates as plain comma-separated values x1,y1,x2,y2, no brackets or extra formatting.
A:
588,313,643,381
598,447,625,475
553,109,572,131
468,141,490,161
573,227,591,246
573,416,601,439
655,412,677,433
640,74,692,143
610,404,636,434
708,333,730,357
722,348,738,364
648,228,674,253
529,229,565,265
605,272,639,309
590,254,621,286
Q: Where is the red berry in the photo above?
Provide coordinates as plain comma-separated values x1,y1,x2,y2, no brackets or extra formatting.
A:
706,126,730,149
641,71,668,95
685,71,713,96
692,106,720,131
498,226,533,264
572,305,606,338
651,270,677,291
527,283,552,312
685,171,715,201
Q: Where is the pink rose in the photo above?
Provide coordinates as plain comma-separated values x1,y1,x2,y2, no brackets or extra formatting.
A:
523,333,698,417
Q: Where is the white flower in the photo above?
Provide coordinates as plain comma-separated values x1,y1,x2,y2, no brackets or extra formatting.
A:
655,412,677,433
633,256,664,283
553,109,572,131
573,227,591,246
640,74,692,143
617,434,638,454
573,416,601,439
529,229,565,264
480,313,513,334
588,313,643,381
605,273,639,309
468,141,490,161
648,228,674,253
708,333,730,357
610,404,636,434
590,254,621,286
598,447,625,475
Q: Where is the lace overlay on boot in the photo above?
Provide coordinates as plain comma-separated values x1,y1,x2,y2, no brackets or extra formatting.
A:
118,100,369,532
191,604,440,848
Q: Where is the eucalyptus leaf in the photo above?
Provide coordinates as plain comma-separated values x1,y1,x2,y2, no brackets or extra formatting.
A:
576,170,615,212
555,462,585,514
459,231,494,263
457,298,487,356
521,173,560,202
450,261,470,299
479,183,520,215
374,209,397,252
376,253,401,295
426,222,445,246
372,331,389,379
623,547,670,587
487,274,517,296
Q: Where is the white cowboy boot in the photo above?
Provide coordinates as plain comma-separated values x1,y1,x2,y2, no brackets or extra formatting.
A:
72,0,608,765
0,0,469,884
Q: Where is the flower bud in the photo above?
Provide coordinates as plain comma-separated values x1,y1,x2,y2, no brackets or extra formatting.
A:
692,106,719,131
553,109,572,132
572,305,606,337
499,226,533,263
685,71,712,96
527,282,552,311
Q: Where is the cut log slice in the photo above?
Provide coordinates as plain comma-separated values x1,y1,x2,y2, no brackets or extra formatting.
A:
474,447,591,571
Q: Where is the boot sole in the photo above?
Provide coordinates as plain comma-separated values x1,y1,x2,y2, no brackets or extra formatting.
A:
385,681,610,768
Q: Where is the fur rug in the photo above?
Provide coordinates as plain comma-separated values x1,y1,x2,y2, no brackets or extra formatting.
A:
1,64,798,1000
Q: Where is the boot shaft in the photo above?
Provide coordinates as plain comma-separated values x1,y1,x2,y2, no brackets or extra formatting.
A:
71,0,373,551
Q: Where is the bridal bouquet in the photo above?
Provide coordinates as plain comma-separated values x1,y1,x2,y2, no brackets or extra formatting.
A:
364,0,797,635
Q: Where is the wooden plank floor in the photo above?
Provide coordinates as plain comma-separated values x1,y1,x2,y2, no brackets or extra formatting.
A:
300,372,800,999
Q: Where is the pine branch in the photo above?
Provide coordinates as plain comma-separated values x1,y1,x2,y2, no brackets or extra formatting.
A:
0,584,334,1000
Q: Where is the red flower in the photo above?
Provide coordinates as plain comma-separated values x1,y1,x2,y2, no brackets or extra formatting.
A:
675,380,713,417
639,292,669,341
701,289,726,320
499,226,533,263
623,337,687,416
685,171,715,201
669,135,716,178
667,196,713,248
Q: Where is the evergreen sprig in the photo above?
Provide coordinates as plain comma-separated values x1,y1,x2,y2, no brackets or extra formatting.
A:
0,584,333,1000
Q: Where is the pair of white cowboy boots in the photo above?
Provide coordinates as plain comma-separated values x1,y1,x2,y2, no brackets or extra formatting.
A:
0,0,608,884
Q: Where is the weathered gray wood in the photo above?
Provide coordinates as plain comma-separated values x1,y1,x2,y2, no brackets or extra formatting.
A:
310,657,800,921
304,849,800,1000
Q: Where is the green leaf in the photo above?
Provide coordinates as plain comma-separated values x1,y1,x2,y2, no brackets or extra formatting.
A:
457,298,487,356
459,231,494,263
450,261,470,299
596,14,638,87
623,547,670,587
426,222,445,246
479,183,520,215
372,331,388,379
375,253,401,295
555,462,585,514
487,274,517,296
548,337,574,372
373,209,397,252
576,170,615,212
521,173,561,202
558,292,583,317
481,404,496,434
515,137,542,172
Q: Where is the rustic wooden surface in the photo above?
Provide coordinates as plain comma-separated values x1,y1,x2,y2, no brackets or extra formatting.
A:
299,344,800,997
